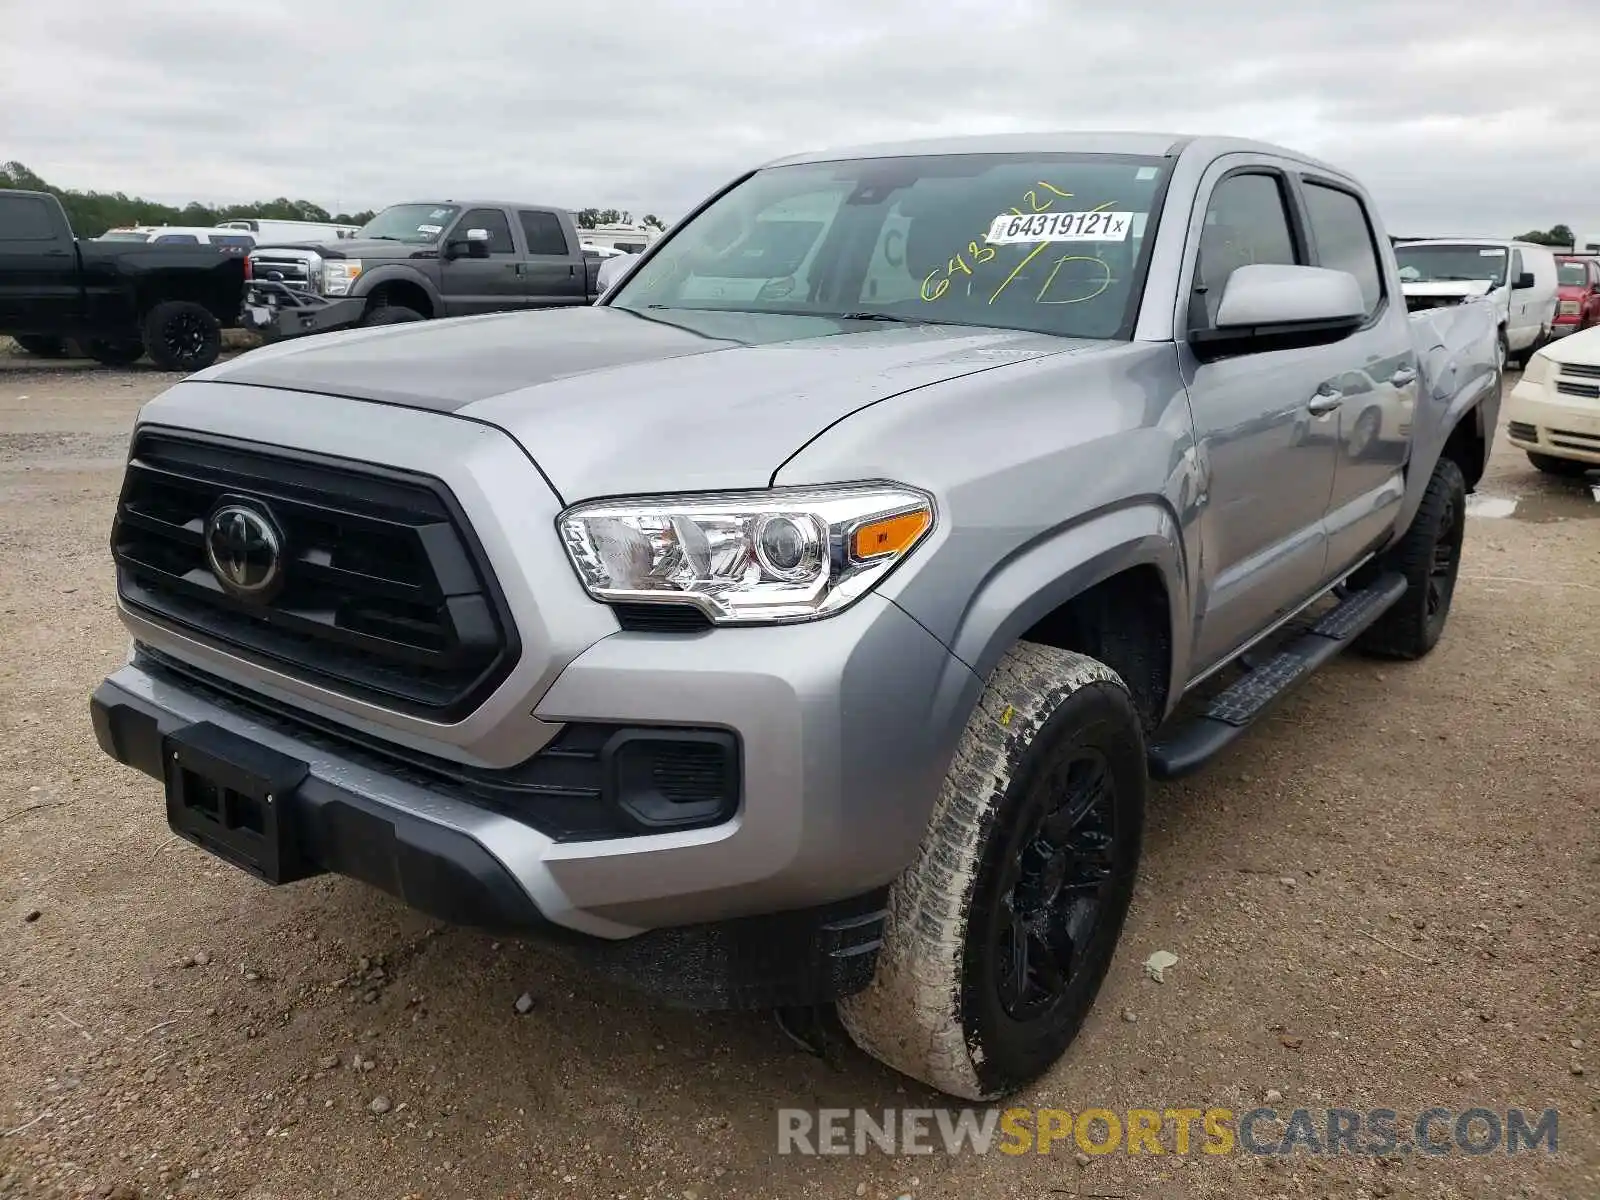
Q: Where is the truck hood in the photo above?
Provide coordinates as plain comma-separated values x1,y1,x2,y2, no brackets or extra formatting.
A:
1399,279,1495,300
195,306,1090,501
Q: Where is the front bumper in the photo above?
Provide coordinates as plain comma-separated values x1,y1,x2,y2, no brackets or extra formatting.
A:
240,281,365,341
91,661,898,1009
1506,377,1600,463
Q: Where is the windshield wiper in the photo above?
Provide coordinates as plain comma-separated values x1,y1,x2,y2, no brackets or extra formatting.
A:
363,235,400,242
834,311,916,322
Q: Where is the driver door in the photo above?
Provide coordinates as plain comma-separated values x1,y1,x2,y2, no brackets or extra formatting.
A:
1179,163,1343,673
438,208,524,316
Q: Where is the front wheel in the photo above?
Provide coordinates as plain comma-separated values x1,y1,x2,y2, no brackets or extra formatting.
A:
1355,457,1466,659
359,304,424,327
141,301,222,372
838,644,1146,1100
82,338,145,367
13,336,70,358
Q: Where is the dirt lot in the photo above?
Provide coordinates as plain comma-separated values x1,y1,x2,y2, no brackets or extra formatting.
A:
0,347,1595,1200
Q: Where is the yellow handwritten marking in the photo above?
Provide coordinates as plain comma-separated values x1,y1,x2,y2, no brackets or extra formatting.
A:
1000,704,1015,726
948,253,973,277
920,269,949,302
988,241,1048,305
970,241,996,265
1037,255,1112,305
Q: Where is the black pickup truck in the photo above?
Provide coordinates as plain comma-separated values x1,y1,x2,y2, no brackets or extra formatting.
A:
0,190,246,370
242,200,604,341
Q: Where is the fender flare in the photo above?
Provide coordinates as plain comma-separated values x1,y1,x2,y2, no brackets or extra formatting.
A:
353,265,443,317
1391,367,1497,539
943,499,1192,721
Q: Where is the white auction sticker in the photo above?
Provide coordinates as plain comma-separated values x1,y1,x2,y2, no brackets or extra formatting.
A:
986,210,1135,244
417,224,443,234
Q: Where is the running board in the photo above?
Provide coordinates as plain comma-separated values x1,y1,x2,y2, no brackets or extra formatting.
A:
1147,572,1408,781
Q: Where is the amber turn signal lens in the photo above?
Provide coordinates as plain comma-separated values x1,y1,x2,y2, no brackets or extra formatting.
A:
851,509,931,561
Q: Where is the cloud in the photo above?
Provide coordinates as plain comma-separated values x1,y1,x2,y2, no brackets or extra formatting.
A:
3,0,1595,238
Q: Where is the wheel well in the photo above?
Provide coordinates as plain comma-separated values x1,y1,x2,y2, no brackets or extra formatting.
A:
364,280,433,318
1019,566,1172,733
1441,409,1487,492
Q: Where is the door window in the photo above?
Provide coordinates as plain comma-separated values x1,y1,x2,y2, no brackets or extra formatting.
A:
0,196,58,241
456,209,515,255
1302,182,1384,316
154,233,199,244
1510,250,1525,284
518,210,570,256
1192,173,1300,328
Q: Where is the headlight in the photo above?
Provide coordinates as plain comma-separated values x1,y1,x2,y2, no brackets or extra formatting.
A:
323,259,363,296
1522,350,1554,385
559,484,934,624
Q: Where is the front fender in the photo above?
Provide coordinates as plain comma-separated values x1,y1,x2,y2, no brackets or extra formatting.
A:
940,500,1190,707
353,264,443,314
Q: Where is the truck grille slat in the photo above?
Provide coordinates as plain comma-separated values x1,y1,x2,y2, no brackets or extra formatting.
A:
113,433,518,720
1558,362,1600,380
1555,380,1600,400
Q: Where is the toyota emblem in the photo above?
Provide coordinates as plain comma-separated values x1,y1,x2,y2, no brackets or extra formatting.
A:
204,504,283,599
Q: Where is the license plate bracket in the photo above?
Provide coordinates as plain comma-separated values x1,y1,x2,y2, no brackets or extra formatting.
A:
163,722,315,884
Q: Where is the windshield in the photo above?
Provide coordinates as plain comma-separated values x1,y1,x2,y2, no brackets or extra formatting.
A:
1395,244,1508,286
356,204,461,244
1558,260,1590,286
609,153,1170,339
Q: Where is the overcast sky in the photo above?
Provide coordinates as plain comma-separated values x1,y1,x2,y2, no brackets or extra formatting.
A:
4,0,1597,240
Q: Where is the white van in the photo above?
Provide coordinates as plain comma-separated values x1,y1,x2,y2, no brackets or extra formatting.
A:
1395,238,1559,368
217,218,360,243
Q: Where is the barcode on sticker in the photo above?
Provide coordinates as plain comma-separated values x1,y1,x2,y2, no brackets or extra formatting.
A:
986,210,1134,244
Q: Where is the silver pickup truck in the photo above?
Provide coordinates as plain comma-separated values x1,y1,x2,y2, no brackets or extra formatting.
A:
90,132,1498,1100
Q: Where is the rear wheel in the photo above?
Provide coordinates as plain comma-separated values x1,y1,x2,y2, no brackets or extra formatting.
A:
141,301,222,372
359,304,424,327
1355,457,1466,660
82,339,145,367
1527,451,1591,477
1496,329,1510,372
13,336,70,358
838,644,1145,1099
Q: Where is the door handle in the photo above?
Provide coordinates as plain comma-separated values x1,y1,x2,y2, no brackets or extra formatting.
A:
1307,387,1344,416
1390,367,1417,387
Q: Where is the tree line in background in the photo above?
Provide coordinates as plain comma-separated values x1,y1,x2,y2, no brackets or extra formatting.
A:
1515,224,1577,247
1,161,666,237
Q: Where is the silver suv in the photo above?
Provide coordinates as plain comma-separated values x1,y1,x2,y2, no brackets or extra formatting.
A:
91,133,1499,1099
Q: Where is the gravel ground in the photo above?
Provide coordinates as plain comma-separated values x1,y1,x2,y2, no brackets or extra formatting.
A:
0,347,1595,1200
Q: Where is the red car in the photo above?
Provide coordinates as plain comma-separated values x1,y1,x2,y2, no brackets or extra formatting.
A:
1553,254,1600,339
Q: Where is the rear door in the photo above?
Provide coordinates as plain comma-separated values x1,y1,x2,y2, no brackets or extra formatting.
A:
1297,176,1416,573
1178,161,1343,672
0,194,78,332
516,209,586,306
437,207,523,316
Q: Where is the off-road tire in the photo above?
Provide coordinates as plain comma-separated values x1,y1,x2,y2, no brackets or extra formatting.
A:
1526,451,1590,478
82,339,145,367
141,301,222,372
838,643,1146,1100
360,304,424,327
1355,457,1466,659
13,336,70,358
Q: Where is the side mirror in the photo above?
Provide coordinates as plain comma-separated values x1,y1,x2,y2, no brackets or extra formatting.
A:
446,228,492,259
1513,271,1536,290
1194,264,1365,359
